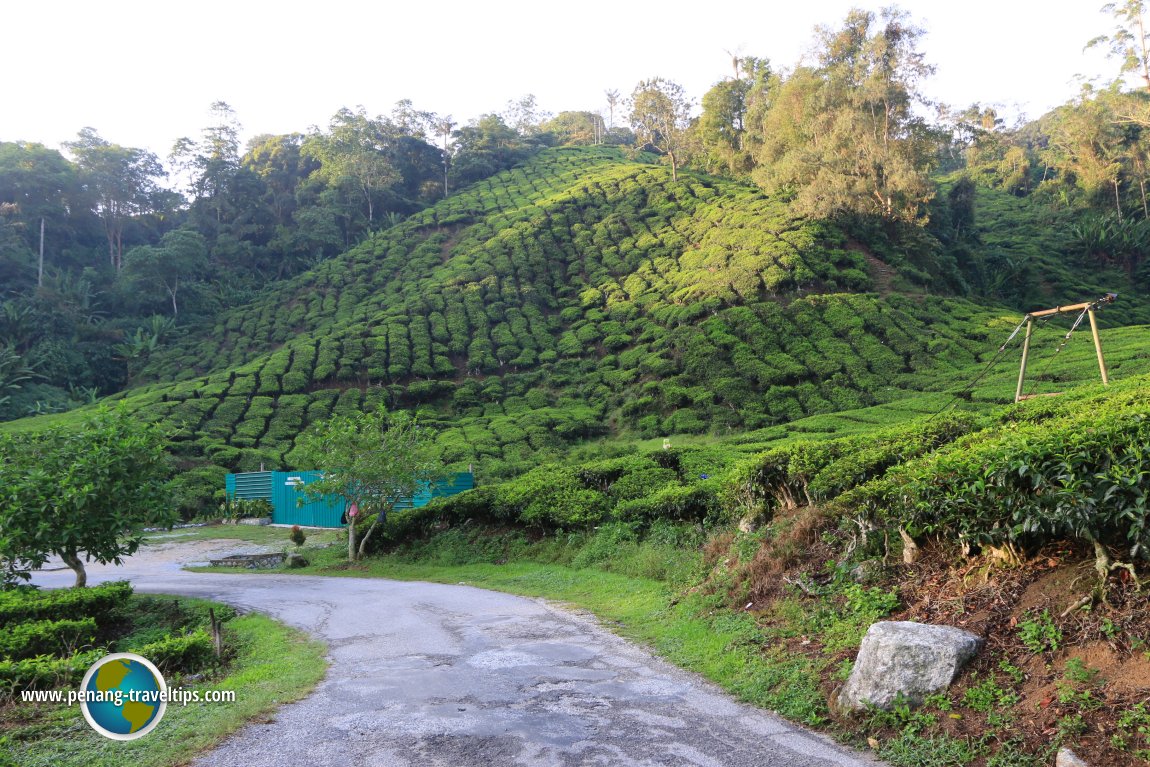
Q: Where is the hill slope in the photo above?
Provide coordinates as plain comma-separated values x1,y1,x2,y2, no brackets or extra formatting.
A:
8,147,1149,508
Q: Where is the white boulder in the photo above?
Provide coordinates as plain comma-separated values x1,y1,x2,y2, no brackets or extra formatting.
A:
836,621,983,712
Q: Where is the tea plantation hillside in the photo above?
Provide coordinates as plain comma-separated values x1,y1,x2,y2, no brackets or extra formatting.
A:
5,146,1149,510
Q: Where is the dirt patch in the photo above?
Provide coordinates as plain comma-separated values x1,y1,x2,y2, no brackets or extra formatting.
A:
35,536,277,581
747,505,834,603
438,223,468,264
1014,559,1096,617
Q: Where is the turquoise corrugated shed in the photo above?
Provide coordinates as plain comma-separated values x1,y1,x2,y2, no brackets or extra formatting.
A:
224,471,475,527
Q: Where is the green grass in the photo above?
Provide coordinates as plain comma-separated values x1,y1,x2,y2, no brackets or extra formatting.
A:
3,601,327,767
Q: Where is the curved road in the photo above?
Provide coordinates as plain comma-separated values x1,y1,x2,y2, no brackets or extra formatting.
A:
33,539,878,767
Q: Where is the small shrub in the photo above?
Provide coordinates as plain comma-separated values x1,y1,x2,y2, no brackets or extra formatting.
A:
1018,610,1062,654
218,497,273,522
133,630,216,675
571,523,638,569
963,674,1020,712
289,525,307,547
878,730,983,767
0,650,103,699
0,618,98,661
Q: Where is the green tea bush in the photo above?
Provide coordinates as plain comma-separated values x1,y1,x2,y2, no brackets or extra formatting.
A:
133,630,216,675
805,414,978,499
0,618,98,660
607,467,680,501
0,650,103,699
886,400,1150,558
496,466,608,528
0,581,132,626
614,481,724,525
574,455,652,491
724,414,979,521
169,464,228,519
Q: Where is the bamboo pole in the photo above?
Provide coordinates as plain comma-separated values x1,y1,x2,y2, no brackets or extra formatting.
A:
1015,318,1033,403
1027,302,1091,318
1087,309,1110,386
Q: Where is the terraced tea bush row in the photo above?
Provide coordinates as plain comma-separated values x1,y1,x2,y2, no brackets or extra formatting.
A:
99,294,1000,477
0,650,103,699
722,413,980,518
0,618,98,661
373,446,743,546
0,581,132,626
852,377,1150,562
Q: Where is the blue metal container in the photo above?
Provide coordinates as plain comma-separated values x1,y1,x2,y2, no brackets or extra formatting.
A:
224,470,475,527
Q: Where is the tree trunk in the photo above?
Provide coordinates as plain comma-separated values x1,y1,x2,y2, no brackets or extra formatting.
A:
60,550,87,587
347,516,357,561
1140,12,1150,91
356,511,386,560
668,151,678,182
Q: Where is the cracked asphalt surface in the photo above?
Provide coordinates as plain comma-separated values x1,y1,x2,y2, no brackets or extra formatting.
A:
32,538,881,767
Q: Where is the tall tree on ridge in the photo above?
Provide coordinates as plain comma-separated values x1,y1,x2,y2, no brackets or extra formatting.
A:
753,8,937,224
303,107,400,226
65,129,165,271
628,77,693,181
435,115,456,197
170,101,243,229
605,89,621,131
1089,0,1150,91
504,94,551,137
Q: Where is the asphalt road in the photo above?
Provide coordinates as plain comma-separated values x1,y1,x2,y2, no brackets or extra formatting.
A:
32,538,880,767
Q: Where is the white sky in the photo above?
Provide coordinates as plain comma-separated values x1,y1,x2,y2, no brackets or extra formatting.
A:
2,1,1121,163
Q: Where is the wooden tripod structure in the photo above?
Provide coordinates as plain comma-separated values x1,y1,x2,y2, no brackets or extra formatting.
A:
1015,293,1117,403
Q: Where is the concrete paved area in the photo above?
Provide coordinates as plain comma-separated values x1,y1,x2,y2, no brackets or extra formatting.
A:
33,539,880,767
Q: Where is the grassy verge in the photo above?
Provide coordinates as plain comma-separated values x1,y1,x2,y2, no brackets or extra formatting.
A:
1,598,327,767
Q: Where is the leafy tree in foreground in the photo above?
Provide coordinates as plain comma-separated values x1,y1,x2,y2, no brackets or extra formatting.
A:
294,406,438,562
0,404,173,587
